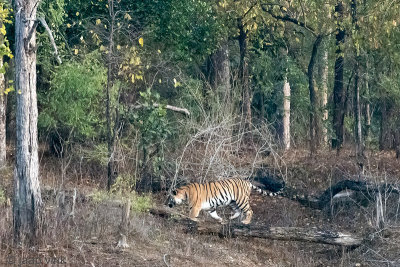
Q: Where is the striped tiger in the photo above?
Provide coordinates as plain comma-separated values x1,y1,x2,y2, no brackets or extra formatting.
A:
167,178,283,224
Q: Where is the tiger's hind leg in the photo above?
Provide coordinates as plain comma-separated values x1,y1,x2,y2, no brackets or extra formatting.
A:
239,198,253,224
208,209,226,224
241,209,253,225
229,203,242,220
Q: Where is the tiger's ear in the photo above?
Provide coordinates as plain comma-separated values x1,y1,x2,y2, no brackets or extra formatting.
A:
172,190,177,195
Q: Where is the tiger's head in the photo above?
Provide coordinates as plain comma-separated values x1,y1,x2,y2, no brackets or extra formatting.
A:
167,187,188,208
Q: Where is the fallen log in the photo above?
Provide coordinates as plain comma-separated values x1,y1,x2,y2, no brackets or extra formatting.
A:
149,208,363,247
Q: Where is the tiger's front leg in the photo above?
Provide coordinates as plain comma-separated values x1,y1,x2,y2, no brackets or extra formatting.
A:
189,206,201,222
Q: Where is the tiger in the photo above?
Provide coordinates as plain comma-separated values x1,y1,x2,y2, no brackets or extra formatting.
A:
167,177,283,225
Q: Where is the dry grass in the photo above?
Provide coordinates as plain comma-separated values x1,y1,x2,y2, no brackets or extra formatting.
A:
1,146,400,266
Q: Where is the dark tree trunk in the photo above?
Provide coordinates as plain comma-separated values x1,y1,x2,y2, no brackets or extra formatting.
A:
106,0,119,190
332,1,346,151
209,42,231,106
13,0,42,245
238,19,251,132
308,36,323,154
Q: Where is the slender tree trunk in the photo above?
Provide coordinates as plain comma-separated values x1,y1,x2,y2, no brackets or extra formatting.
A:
332,1,346,151
354,63,363,157
0,55,5,168
351,0,364,159
321,45,329,145
13,0,42,245
321,5,331,146
107,0,117,190
308,36,323,154
364,60,371,146
379,101,388,150
282,48,291,150
238,19,251,132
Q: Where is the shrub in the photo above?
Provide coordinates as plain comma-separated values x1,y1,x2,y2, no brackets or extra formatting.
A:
38,51,107,153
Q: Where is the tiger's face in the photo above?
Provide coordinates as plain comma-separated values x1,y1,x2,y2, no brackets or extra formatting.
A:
168,188,187,208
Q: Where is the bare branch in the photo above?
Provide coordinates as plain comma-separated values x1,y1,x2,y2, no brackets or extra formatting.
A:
131,103,191,116
37,17,62,64
260,4,317,36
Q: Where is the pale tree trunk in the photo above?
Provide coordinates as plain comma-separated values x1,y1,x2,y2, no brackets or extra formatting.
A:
282,48,291,150
364,60,371,146
320,4,331,146
352,0,364,159
0,55,5,168
321,46,329,145
13,0,42,244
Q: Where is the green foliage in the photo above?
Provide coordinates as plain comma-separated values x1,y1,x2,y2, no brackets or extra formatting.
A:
38,51,107,142
131,88,172,173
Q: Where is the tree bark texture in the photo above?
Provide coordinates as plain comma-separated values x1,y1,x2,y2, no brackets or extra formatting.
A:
0,54,5,168
149,208,362,247
364,61,371,145
209,42,231,107
308,36,323,154
352,0,364,159
320,4,331,146
282,48,291,150
332,1,346,151
107,0,118,191
13,0,42,244
238,19,251,132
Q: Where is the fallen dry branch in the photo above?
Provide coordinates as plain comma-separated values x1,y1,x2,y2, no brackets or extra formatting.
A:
149,208,363,247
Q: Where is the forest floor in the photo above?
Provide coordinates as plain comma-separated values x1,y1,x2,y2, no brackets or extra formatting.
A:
1,148,400,266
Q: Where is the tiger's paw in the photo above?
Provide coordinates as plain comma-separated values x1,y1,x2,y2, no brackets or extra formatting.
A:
241,219,251,225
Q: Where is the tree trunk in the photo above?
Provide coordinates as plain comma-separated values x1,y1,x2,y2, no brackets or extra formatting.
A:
13,0,42,245
351,0,364,159
238,19,251,132
332,1,346,151
282,48,291,150
107,0,117,191
0,55,5,168
308,36,323,154
210,42,231,107
321,5,331,146
364,61,371,146
354,65,363,158
379,101,388,150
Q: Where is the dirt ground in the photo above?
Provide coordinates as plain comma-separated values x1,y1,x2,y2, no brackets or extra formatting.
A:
1,149,400,266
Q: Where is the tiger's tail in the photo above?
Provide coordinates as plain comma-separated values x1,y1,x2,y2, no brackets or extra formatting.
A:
250,183,284,197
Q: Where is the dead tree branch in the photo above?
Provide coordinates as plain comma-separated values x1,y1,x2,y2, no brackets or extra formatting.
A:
131,103,190,116
37,17,62,64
